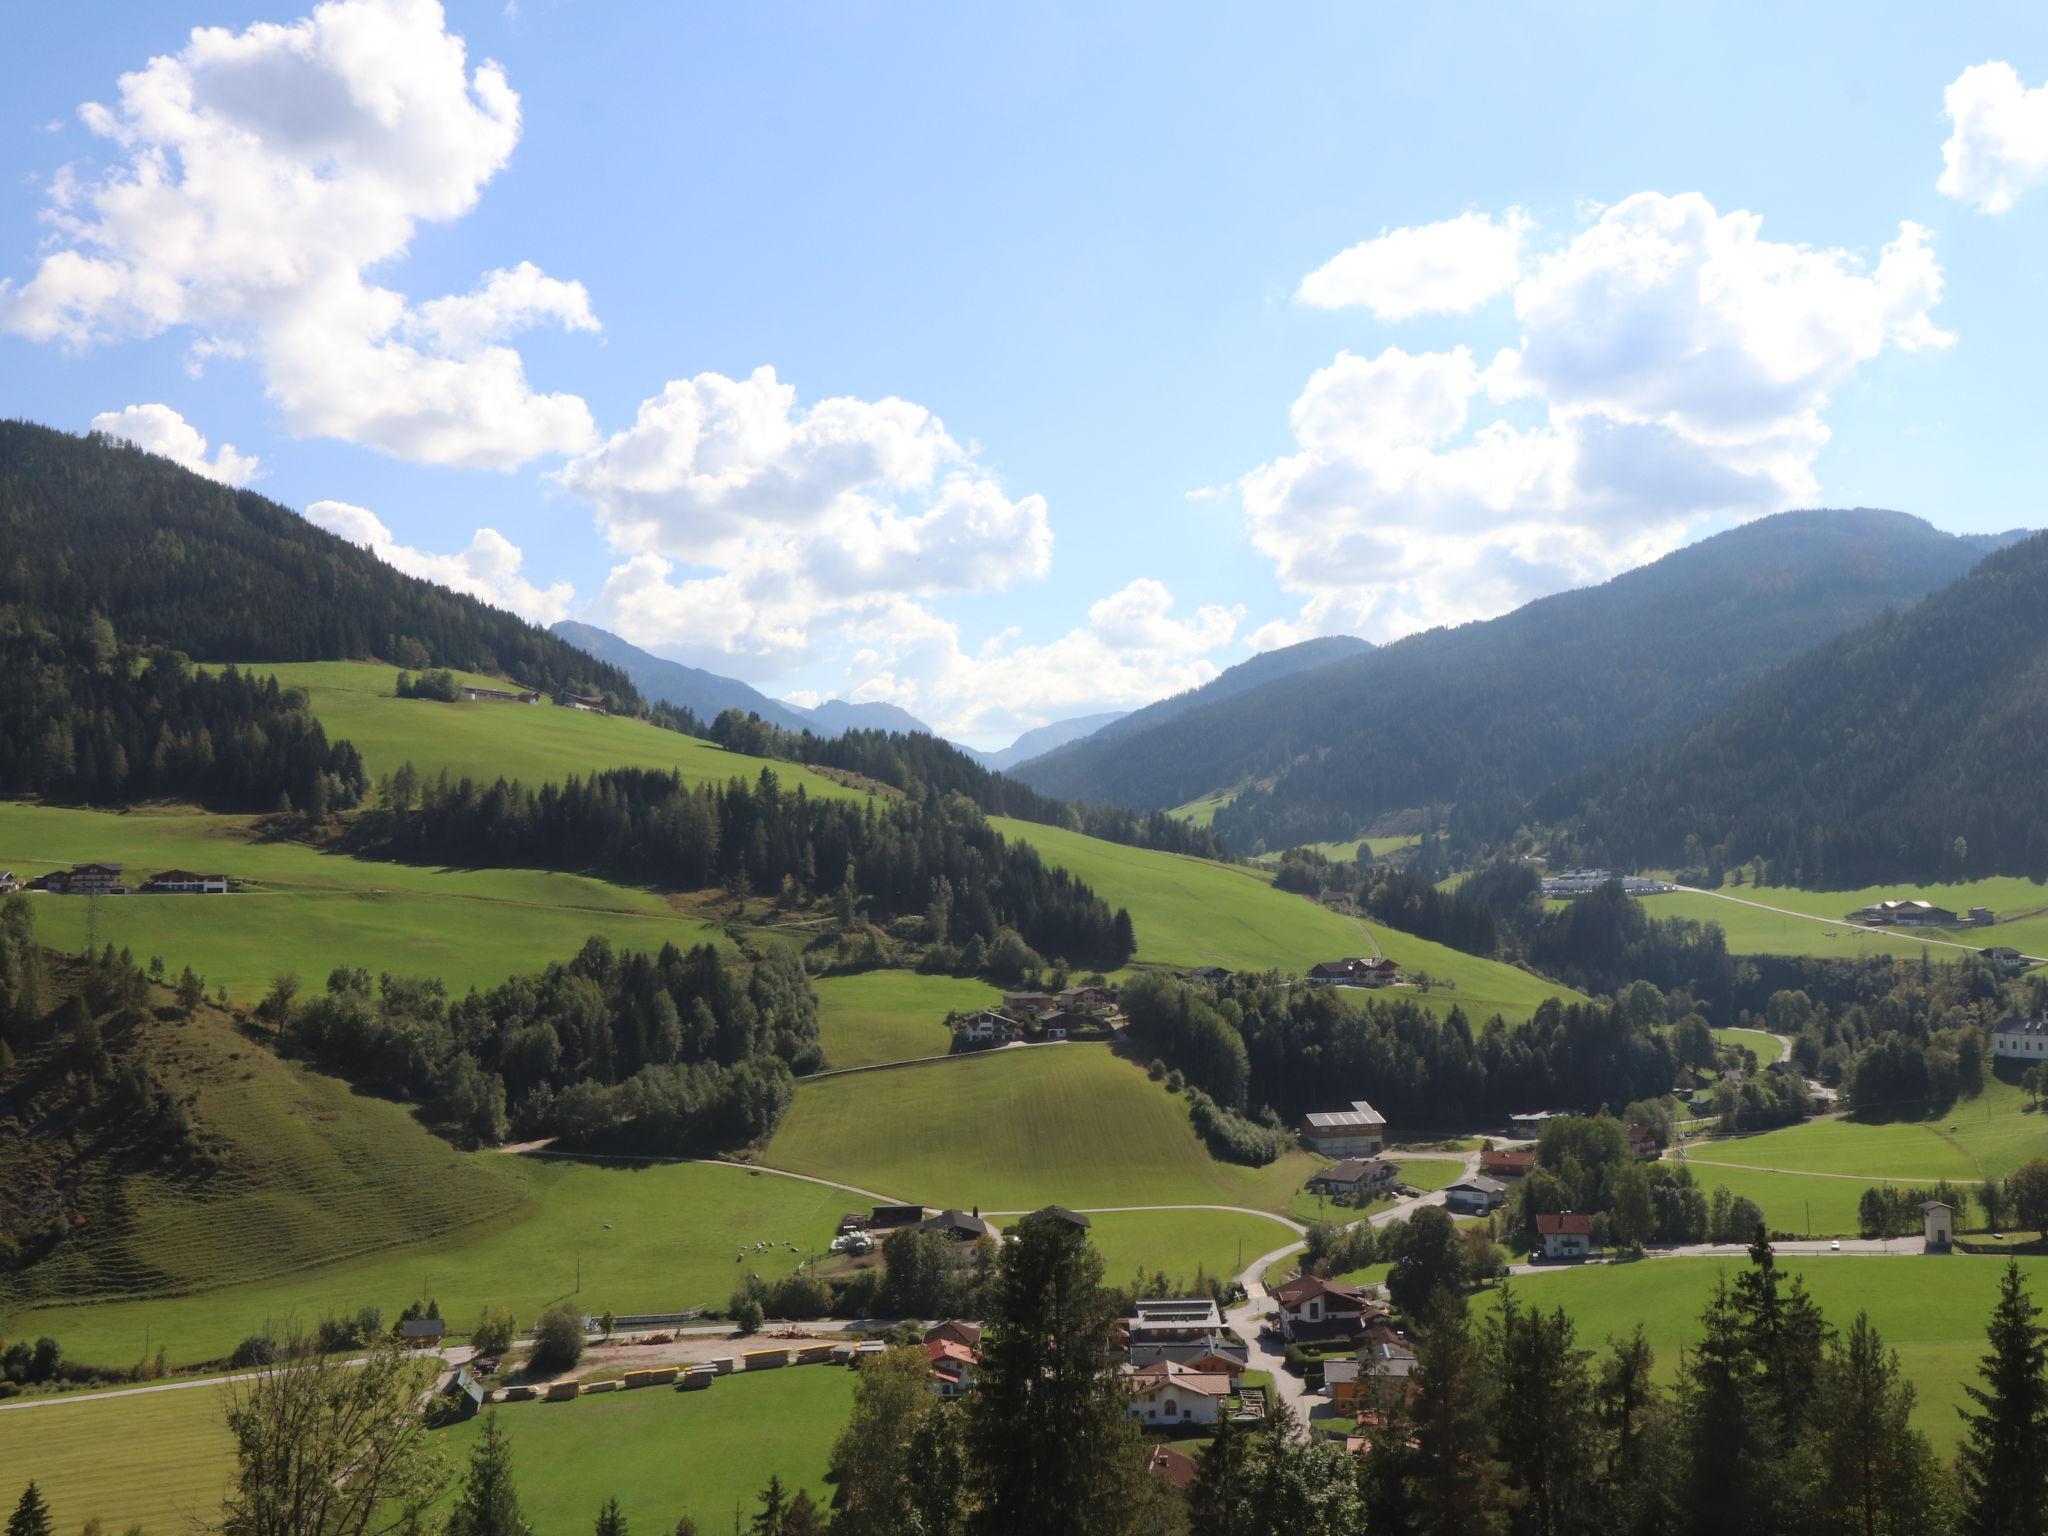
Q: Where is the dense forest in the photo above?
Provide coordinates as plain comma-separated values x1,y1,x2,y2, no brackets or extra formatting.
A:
1012,510,2013,851
1120,970,1680,1130
1541,529,2048,884
0,618,366,813
707,708,1227,859
362,763,1137,970
279,934,816,1155
0,422,638,702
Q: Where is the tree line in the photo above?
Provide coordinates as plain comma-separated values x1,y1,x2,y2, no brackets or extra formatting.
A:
1120,971,1680,1131
274,933,818,1156
707,708,1230,861
361,764,1137,971
0,621,367,814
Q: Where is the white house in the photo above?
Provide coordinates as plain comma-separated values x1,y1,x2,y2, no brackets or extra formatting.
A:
1130,1298,1224,1344
957,1010,1017,1045
1124,1360,1229,1427
1271,1274,1375,1343
1993,1016,2048,1060
1536,1212,1595,1260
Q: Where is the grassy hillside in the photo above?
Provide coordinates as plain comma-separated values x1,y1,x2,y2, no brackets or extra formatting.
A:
761,1043,1321,1213
1169,789,1239,828
1686,876,2048,962
0,802,726,998
1080,1208,1301,1289
0,1361,853,1536
989,817,1576,1021
1488,1255,2048,1449
228,660,860,801
813,970,1001,1070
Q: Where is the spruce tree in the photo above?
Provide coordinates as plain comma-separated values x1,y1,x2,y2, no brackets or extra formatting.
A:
444,1412,529,1536
748,1476,785,1536
1489,1289,1596,1536
593,1496,627,1536
1407,1295,1508,1536
1958,1261,2048,1536
966,1210,1145,1536
7,1483,53,1536
1188,1408,1249,1536
1814,1311,1950,1536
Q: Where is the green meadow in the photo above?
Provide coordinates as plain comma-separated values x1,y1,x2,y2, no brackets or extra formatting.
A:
225,659,859,802
0,1361,855,1536
0,801,726,998
813,970,1001,1070
1650,875,2048,963
1082,1207,1304,1289
0,1384,235,1533
426,1369,853,1534
989,816,1577,1022
1711,1026,1788,1063
1252,834,1421,865
1488,1255,2048,1449
1167,789,1238,827
762,1042,1322,1214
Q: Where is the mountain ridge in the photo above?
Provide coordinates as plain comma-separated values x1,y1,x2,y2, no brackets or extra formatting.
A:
1011,509,2030,851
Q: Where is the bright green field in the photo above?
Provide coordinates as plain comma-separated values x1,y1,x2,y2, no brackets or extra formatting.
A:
1490,1255,2048,1448
1082,1208,1303,1290
0,801,727,999
0,1384,235,1533
227,660,859,803
813,970,1001,1070
1687,1073,2046,1185
1659,875,2048,963
1669,1163,1909,1238
1167,789,1238,828
1253,834,1421,866
7,1157,845,1371
430,1368,852,1533
0,1360,855,1536
763,1043,1321,1214
989,817,1576,1022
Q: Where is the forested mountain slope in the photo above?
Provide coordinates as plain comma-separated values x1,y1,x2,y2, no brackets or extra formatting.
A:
0,421,635,701
1542,529,2048,885
1010,634,1371,778
1013,510,2022,851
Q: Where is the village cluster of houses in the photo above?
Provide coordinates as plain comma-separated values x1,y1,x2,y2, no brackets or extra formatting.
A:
452,682,609,715
1541,869,1676,898
19,862,229,895
953,984,1121,1046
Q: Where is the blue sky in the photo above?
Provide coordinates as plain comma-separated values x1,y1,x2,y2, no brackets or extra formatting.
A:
5,2,2048,746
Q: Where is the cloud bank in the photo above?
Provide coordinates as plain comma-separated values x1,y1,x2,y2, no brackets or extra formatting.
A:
1246,192,1951,643
89,402,262,486
4,0,596,469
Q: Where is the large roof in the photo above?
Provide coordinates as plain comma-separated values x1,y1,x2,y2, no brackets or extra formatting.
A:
1303,1100,1386,1132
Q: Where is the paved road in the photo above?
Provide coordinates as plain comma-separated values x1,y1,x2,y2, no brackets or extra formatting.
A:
1224,1148,1482,1437
0,1343,480,1415
1506,1235,1926,1276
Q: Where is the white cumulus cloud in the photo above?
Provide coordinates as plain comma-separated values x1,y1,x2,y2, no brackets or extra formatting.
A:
1245,192,1952,640
1296,209,1529,319
2,0,596,469
568,366,1053,669
1939,61,2048,213
305,498,573,623
828,581,1242,741
89,402,262,486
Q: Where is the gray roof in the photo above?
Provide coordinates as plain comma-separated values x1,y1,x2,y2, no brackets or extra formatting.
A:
1447,1175,1506,1195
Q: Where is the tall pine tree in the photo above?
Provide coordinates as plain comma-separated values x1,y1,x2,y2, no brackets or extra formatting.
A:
1958,1261,2048,1536
444,1412,530,1536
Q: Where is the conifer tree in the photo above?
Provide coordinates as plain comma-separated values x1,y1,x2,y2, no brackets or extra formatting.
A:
967,1211,1145,1536
1958,1261,2048,1536
1407,1295,1508,1536
592,1497,627,1536
6,1483,53,1536
1489,1289,1595,1536
1814,1311,1950,1536
1188,1408,1250,1536
444,1412,529,1536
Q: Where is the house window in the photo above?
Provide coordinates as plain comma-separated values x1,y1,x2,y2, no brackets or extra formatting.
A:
1165,1400,1177,1417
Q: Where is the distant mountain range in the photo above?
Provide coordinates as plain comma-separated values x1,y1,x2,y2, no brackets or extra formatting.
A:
1542,526,2048,884
970,712,1128,772
550,621,940,739
1010,510,2030,852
